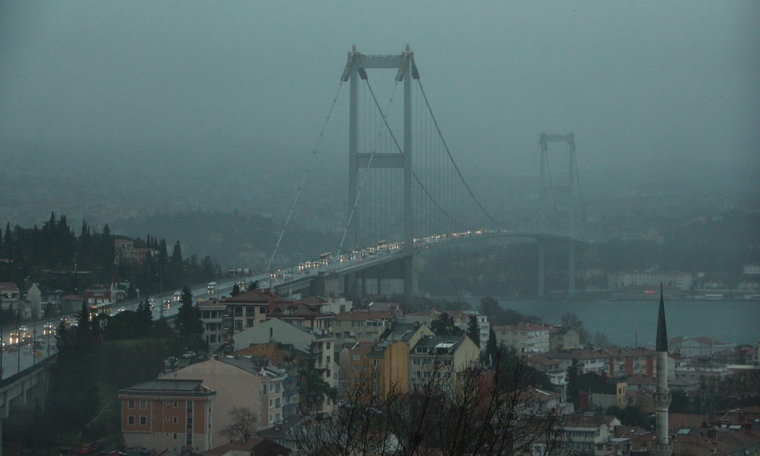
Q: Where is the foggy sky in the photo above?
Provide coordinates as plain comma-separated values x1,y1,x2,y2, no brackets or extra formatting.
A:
1,1,758,177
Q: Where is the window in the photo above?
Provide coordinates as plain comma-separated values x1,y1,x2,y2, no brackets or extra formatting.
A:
353,366,360,372
246,318,254,327
372,372,379,379
373,359,379,367
354,378,360,385
235,320,243,330
140,416,147,425
127,400,135,409
259,306,266,314
166,416,170,421
269,398,274,407
173,417,178,424
234,307,243,317
174,433,177,440
165,400,170,405
186,433,192,445
275,383,281,393
173,401,178,408
353,354,361,361
261,384,268,395
186,401,193,413
326,356,331,364
413,359,421,365
128,416,135,425
246,306,256,316
275,412,281,423
275,398,281,408
140,400,147,410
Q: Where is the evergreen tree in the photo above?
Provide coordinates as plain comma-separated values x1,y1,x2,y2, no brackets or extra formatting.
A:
430,313,463,336
466,314,481,347
175,286,203,338
231,283,241,297
171,241,182,264
158,238,168,265
136,297,153,337
247,280,260,291
47,303,100,430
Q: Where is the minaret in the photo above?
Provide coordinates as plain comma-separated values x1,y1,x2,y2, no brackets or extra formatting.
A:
653,284,672,456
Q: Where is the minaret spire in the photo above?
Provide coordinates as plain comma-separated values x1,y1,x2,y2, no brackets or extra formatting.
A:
656,283,668,352
653,283,672,456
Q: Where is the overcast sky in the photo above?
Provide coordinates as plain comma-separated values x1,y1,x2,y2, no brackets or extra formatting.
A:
1,1,758,176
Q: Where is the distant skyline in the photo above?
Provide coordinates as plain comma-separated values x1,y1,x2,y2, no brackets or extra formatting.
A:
1,1,758,179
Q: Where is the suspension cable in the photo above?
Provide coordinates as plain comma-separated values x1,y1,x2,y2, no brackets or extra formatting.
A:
415,79,503,229
267,81,344,270
412,172,465,231
574,153,587,227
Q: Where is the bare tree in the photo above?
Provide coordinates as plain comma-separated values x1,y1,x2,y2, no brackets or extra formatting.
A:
293,349,567,456
220,407,257,441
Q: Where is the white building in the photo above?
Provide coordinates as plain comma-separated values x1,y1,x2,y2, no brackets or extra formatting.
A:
608,271,692,291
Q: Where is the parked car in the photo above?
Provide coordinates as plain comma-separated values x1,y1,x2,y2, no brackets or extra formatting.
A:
196,350,207,359
181,351,196,359
77,445,95,455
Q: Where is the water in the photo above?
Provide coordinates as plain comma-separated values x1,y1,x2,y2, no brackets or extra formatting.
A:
465,298,760,348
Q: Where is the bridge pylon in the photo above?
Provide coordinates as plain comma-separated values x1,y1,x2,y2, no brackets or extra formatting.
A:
538,132,580,297
343,45,417,295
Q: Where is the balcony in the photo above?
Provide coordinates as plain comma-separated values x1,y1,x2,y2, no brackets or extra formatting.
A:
653,393,671,408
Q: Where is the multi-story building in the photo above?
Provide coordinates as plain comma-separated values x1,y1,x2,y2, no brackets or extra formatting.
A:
165,356,287,445
114,237,135,265
577,372,628,409
1,282,21,313
608,270,692,291
548,326,580,350
669,336,731,358
331,309,394,345
539,349,612,375
409,334,480,391
602,347,654,376
225,289,277,334
268,296,333,331
493,323,550,354
198,297,227,351
559,415,620,456
119,379,216,452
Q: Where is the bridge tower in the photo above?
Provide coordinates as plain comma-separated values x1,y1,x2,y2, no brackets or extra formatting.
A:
342,45,417,295
537,132,579,297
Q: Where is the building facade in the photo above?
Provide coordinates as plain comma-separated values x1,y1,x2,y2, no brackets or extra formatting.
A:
119,379,216,452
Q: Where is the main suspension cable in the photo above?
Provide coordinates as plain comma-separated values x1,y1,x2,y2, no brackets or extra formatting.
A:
415,79,503,229
267,81,344,270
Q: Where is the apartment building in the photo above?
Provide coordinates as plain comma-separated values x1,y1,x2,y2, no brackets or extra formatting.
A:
493,322,550,354
225,289,277,334
165,356,287,445
198,298,227,351
331,309,394,345
409,334,480,391
119,379,216,452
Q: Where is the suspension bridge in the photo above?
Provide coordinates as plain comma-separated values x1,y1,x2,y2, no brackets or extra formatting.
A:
265,45,590,299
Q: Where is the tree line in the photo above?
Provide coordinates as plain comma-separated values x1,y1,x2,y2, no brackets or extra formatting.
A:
0,212,221,302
